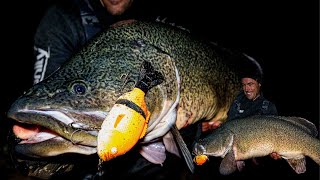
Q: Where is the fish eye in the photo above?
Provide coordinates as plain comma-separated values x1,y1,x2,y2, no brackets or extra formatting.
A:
71,81,87,95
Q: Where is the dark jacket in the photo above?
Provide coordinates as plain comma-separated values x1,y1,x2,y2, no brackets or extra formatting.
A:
226,91,278,121
32,0,141,84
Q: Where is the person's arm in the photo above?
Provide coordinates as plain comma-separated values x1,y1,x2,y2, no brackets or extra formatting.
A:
33,4,85,84
201,120,222,132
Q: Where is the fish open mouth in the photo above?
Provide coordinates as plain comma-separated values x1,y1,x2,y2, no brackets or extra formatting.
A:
7,109,101,158
7,132,99,179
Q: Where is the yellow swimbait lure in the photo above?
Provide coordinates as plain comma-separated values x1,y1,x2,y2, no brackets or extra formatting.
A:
97,61,164,162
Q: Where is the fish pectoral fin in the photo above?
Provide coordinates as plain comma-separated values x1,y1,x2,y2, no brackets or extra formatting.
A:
139,141,166,165
163,131,180,158
169,124,195,174
219,149,238,175
286,157,306,174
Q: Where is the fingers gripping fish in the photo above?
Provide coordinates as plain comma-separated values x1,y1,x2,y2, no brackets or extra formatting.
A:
97,61,164,161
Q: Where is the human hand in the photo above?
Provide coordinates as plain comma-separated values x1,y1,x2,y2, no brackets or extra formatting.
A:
270,152,281,160
201,121,222,132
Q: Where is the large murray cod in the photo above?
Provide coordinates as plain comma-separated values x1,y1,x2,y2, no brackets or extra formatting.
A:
7,20,261,179
193,115,320,175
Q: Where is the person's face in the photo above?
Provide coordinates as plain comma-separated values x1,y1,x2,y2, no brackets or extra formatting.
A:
241,77,261,100
100,0,133,15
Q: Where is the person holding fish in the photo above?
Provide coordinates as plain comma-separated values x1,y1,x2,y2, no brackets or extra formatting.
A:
229,71,281,161
33,0,135,84
33,0,182,84
199,68,282,176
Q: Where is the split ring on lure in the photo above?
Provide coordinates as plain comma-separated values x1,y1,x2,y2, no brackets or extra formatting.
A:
97,61,164,162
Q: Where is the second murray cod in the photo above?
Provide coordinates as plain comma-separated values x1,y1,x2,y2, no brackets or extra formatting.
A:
7,20,262,178
193,115,320,175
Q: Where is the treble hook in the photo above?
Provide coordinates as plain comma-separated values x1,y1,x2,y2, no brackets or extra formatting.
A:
70,129,84,145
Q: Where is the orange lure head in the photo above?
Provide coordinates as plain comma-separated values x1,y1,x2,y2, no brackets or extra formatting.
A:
193,154,209,165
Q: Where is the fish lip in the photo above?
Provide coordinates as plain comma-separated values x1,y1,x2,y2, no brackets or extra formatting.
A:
7,108,101,158
14,136,97,158
193,142,206,156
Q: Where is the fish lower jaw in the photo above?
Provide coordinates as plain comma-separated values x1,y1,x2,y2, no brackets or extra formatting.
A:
15,136,97,158
13,123,97,155
206,151,226,157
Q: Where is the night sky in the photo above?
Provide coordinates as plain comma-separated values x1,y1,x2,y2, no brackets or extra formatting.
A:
1,0,319,179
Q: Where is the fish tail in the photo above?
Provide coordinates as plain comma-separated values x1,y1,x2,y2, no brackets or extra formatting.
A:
306,137,320,165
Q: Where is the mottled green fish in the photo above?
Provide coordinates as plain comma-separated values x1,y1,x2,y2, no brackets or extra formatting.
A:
193,115,320,175
7,20,260,178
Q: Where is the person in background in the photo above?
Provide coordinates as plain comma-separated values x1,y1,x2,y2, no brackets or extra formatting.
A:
226,72,278,121
200,70,281,176
230,73,280,162
201,71,278,132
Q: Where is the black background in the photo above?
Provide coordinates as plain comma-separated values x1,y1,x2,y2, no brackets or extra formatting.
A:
1,0,319,179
